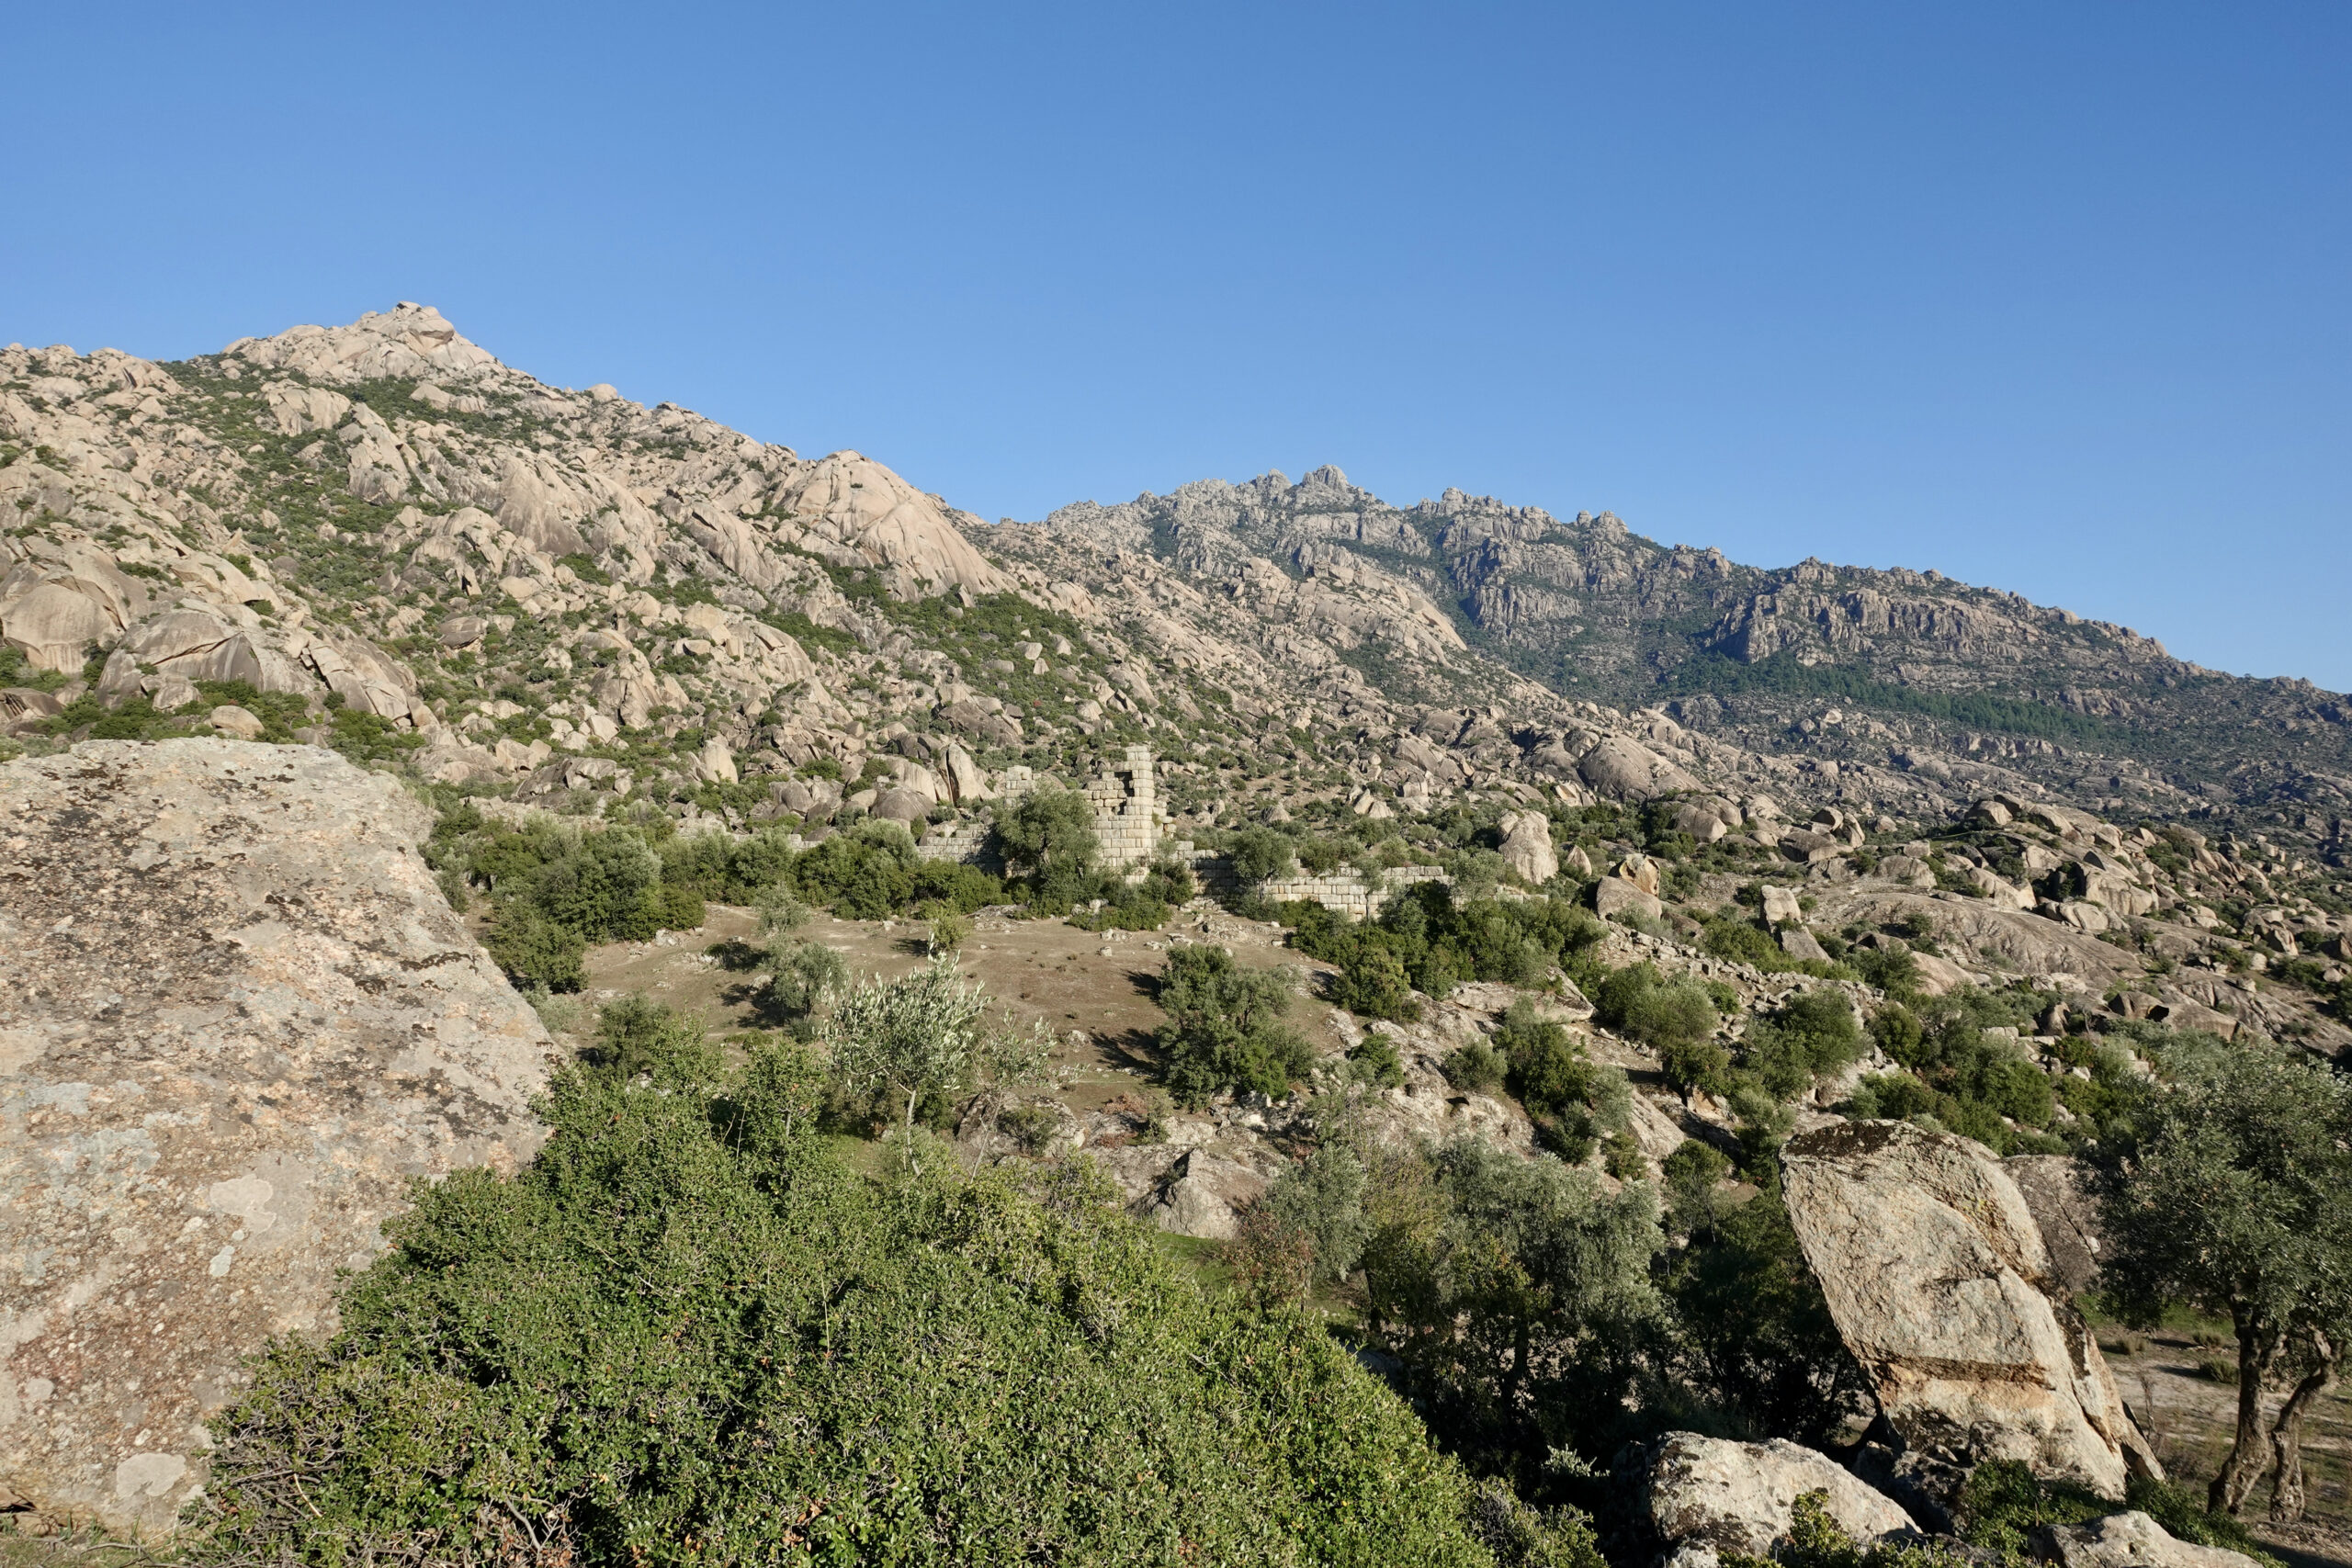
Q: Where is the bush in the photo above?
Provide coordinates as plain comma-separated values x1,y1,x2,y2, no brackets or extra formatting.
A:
1596,963,1720,1057
1359,1138,1665,1483
189,1054,1510,1567
484,903,587,992
1262,1138,1372,1282
1156,946,1312,1107
1348,1034,1406,1089
586,995,720,1086
1739,989,1862,1099
1667,1181,1872,1447
1845,987,2057,1153
759,939,848,1031
1289,887,1604,1016
994,784,1099,882
1327,934,1422,1021
1445,1039,1508,1095
1228,825,1296,883
1495,1001,1629,1137
525,829,661,941
793,822,918,919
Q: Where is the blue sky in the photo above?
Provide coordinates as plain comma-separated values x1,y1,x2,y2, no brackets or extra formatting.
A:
6,3,2346,689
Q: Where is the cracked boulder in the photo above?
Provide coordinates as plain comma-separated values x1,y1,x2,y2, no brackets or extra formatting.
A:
1781,1121,2157,1510
0,739,550,1538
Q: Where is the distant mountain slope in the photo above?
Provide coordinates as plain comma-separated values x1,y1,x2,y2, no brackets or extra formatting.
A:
1026,468,2352,827
0,303,2342,887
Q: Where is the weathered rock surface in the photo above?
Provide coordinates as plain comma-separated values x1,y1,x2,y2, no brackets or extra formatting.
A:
2004,1154,2104,1296
1780,1121,2155,1506
1498,808,1558,885
0,740,550,1538
1646,1432,1918,1568
2036,1511,2261,1568
1146,1147,1269,1240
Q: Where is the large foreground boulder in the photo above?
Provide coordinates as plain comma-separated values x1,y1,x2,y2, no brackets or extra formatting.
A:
0,740,551,1538
1646,1432,1918,1568
1780,1122,2156,1509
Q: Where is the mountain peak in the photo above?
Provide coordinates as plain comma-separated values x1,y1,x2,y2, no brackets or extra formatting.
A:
222,301,500,386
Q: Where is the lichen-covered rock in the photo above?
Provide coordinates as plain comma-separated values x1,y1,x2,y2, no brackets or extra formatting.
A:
1646,1432,1917,1568
1780,1121,2156,1506
0,740,550,1538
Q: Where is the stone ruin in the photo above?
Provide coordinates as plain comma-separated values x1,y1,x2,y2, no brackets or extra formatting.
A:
1087,744,1162,870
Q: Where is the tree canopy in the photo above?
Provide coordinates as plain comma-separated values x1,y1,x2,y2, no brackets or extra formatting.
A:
2100,1042,2352,1517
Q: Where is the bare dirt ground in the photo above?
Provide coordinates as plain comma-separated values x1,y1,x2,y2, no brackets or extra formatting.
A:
575,899,1351,1101
2100,1329,2352,1563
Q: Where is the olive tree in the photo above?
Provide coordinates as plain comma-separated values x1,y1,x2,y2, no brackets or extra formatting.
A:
2099,1043,2352,1517
1360,1137,1665,1480
821,956,991,1168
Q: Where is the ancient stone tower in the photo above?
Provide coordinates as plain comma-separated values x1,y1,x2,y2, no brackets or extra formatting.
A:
1087,744,1159,869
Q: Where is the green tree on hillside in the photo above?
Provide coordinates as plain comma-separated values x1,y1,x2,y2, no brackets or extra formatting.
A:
2099,1044,2352,1517
822,956,991,1168
1156,945,1312,1106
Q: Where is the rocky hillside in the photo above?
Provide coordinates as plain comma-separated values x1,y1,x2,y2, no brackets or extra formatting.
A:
1,304,2347,1024
1031,468,2352,826
5,305,2350,1555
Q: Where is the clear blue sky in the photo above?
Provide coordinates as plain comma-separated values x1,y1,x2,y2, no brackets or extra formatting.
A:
6,3,2346,689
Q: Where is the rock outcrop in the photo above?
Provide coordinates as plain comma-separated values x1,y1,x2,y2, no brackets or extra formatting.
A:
0,740,551,1538
1645,1432,1918,1568
1780,1121,2155,1508
2035,1512,2261,1568
1498,808,1558,885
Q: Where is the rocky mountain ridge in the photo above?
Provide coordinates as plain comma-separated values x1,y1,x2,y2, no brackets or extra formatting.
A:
1028,468,2352,825
0,304,2346,1023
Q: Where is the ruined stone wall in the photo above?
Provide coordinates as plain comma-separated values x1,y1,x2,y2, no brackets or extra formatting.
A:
1253,864,1452,918
1088,744,1160,869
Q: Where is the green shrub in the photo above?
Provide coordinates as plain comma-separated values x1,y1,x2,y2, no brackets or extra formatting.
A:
1494,1002,1630,1146
1289,886,1603,1010
531,828,667,942
1738,990,1862,1099
1952,1461,2280,1568
1445,1039,1508,1095
1359,1138,1665,1483
1156,946,1312,1107
759,939,847,1030
1263,1138,1373,1283
1327,934,1422,1021
586,995,720,1086
1845,987,2058,1152
1667,1183,1872,1447
1596,963,1720,1059
484,904,587,992
1348,1034,1406,1089
993,784,1099,882
1228,825,1297,883
190,1054,1507,1567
